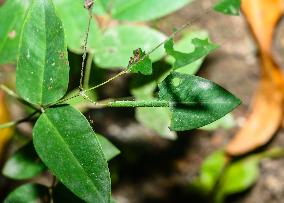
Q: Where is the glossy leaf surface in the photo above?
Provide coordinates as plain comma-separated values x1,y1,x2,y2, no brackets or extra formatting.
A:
16,0,69,105
111,0,192,22
33,105,110,203
159,72,241,131
2,142,45,180
4,184,49,203
0,0,31,64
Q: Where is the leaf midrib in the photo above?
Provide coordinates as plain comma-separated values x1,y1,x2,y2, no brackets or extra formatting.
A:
42,113,105,203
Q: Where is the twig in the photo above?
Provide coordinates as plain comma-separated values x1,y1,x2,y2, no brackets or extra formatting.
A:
79,3,94,90
0,111,40,130
0,84,40,111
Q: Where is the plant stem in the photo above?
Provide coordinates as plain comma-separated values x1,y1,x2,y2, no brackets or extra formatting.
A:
0,111,40,130
83,51,95,89
80,9,93,90
94,99,169,108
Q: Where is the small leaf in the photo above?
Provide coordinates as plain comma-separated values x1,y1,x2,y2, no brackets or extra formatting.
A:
111,0,192,22
129,48,153,75
94,25,166,68
198,150,226,193
16,0,69,105
0,0,32,64
164,38,218,70
214,0,241,16
2,142,46,180
4,184,49,203
33,105,111,203
158,72,241,131
215,157,260,203
53,0,102,53
97,134,120,161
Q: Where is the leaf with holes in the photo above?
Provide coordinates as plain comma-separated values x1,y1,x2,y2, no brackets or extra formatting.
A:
16,0,69,106
164,38,218,70
0,0,32,64
111,0,192,22
4,184,49,203
214,0,241,16
33,105,111,203
158,72,241,131
2,142,45,180
165,30,211,75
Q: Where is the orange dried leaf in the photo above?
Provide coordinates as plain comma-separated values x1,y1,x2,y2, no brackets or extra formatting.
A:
242,0,284,52
226,56,284,155
0,90,13,160
226,0,284,156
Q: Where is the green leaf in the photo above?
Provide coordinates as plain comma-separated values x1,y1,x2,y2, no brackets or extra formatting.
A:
97,134,120,161
2,142,45,180
214,0,241,16
16,0,69,106
111,0,192,22
94,25,166,68
53,0,102,53
215,157,259,203
158,72,241,131
4,184,49,203
200,113,235,131
165,30,210,75
198,150,226,193
33,105,111,203
0,0,31,64
165,38,218,70
129,48,153,75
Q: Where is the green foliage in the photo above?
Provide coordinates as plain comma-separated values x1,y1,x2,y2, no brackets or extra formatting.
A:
0,0,243,201
16,0,69,105
33,105,111,203
214,0,241,16
192,148,284,203
159,72,241,131
2,142,46,180
4,184,49,203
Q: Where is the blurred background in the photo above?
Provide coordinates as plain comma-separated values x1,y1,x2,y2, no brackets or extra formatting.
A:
1,0,284,202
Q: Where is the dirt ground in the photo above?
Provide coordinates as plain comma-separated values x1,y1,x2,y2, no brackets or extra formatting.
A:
92,1,284,203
